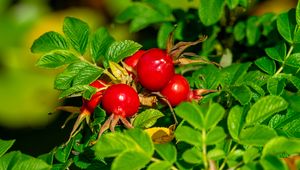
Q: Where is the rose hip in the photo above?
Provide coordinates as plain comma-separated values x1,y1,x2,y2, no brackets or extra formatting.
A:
137,48,174,91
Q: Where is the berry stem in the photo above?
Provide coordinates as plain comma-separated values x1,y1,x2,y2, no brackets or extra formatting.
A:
110,114,120,132
96,114,114,140
120,117,134,129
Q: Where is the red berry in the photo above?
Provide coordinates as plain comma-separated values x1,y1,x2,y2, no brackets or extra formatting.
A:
102,84,140,117
81,80,107,114
124,50,145,70
137,48,174,91
161,74,190,106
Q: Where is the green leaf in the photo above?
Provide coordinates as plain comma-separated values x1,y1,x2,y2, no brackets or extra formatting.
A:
226,0,239,9
198,0,225,26
95,129,152,159
285,53,300,68
54,62,88,90
239,125,277,146
240,70,269,87
63,17,90,55
260,155,288,170
55,138,75,163
227,149,244,167
73,65,103,86
0,139,15,157
267,77,286,95
182,147,202,164
116,3,174,32
59,85,96,99
289,75,300,90
297,0,300,25
282,91,300,112
38,151,55,165
133,109,164,128
175,125,202,146
111,150,151,170
12,155,51,170
82,86,98,100
175,102,204,129
239,0,249,8
246,96,288,125
263,137,300,156
207,149,225,160
106,40,142,63
154,143,177,163
0,151,20,169
192,65,221,89
91,106,106,125
227,106,245,140
277,9,297,43
206,126,226,145
0,151,51,170
201,26,221,55
204,103,225,129
36,50,79,68
259,13,277,36
157,22,174,49
73,155,91,169
246,81,266,99
222,62,252,86
147,161,172,170
229,85,252,105
124,128,154,156
233,21,246,41
90,27,115,62
265,42,286,62
31,31,68,53
94,132,138,158
246,17,261,45
144,0,173,17
243,147,260,163
269,109,300,138
254,57,276,75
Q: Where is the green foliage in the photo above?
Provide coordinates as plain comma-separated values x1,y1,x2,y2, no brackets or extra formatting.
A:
106,40,142,64
133,109,164,128
0,140,51,170
63,17,90,55
198,0,225,26
20,0,300,169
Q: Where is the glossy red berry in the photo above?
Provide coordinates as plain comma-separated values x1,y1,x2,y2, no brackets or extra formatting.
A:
161,74,190,106
137,48,174,91
102,84,140,117
124,50,145,70
81,80,107,114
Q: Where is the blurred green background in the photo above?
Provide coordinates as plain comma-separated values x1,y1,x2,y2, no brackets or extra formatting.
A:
0,0,297,156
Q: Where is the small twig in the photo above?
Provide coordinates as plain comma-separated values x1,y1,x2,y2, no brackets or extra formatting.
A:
275,45,294,76
152,92,178,125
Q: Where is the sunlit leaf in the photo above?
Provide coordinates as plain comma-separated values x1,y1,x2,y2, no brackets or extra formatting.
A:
133,109,164,128
0,139,15,157
31,31,68,53
175,125,202,146
111,150,151,170
239,125,277,146
63,17,90,55
154,143,177,163
246,96,288,125
227,106,245,140
36,50,79,68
